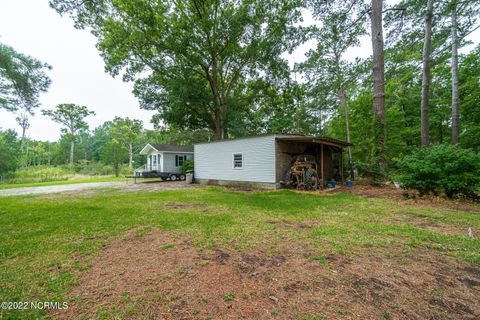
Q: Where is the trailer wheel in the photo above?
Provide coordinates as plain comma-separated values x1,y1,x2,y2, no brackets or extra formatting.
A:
170,174,177,181
304,168,318,190
179,174,186,181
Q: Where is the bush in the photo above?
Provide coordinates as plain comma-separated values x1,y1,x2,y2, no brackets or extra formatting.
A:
395,144,480,199
181,160,194,173
0,130,20,176
75,161,132,176
355,157,385,186
78,162,114,176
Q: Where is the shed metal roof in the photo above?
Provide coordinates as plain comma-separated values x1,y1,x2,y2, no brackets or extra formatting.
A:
194,134,352,148
275,135,352,148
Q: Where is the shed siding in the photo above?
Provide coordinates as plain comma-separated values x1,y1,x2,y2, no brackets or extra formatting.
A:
163,153,193,173
194,135,276,183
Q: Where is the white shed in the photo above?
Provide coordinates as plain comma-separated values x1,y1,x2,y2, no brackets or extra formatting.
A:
194,134,350,189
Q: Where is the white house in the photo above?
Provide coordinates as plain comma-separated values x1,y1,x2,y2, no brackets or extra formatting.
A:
136,144,193,177
194,134,350,189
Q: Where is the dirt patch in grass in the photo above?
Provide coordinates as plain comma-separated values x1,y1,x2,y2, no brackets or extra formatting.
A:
165,202,208,210
50,229,480,320
337,184,480,212
266,219,320,231
385,213,468,236
410,219,467,235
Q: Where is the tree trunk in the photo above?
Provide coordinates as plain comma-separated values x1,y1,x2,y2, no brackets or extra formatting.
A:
20,127,26,155
421,0,434,146
214,111,222,140
70,140,75,166
451,1,459,144
338,87,354,180
370,0,387,171
128,142,133,168
21,127,25,140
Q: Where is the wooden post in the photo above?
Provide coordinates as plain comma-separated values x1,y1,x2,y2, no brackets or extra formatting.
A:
339,149,344,184
320,144,324,186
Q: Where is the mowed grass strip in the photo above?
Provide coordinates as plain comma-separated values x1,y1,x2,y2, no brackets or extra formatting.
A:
0,187,479,319
0,176,128,190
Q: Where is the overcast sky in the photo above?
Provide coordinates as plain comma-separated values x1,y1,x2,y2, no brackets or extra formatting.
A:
0,0,478,141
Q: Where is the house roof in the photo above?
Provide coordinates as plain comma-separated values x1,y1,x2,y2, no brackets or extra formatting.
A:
140,143,194,155
150,144,194,152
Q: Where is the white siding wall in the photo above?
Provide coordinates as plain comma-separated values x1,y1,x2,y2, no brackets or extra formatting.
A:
163,153,193,173
194,135,276,183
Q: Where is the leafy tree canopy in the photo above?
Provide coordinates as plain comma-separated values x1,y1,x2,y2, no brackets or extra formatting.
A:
41,103,95,136
50,0,305,139
0,43,51,114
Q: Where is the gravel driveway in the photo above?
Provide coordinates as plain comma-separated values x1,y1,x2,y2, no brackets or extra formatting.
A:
0,180,195,196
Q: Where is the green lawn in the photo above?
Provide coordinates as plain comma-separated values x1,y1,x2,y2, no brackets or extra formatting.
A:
0,187,479,319
0,176,127,189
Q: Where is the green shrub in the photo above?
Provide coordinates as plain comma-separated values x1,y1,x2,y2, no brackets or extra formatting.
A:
395,144,480,199
0,130,20,176
181,160,194,173
75,161,131,176
355,157,385,186
78,162,114,176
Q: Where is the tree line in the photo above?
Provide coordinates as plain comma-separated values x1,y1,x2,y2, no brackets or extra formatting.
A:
0,113,211,176
1,0,480,180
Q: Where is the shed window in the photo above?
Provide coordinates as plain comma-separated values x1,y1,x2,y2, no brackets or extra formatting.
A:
233,153,243,169
175,155,187,167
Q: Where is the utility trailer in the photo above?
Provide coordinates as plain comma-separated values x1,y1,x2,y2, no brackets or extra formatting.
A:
127,170,186,184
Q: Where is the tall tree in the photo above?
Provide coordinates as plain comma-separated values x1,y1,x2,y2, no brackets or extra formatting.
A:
15,112,30,151
100,140,128,177
50,0,304,140
108,117,143,169
42,104,95,165
447,0,480,144
420,0,434,146
450,0,459,144
370,0,387,171
0,43,51,113
302,0,367,179
458,45,480,150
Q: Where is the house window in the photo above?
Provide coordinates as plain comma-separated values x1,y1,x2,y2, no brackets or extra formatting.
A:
233,153,243,169
175,155,187,167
